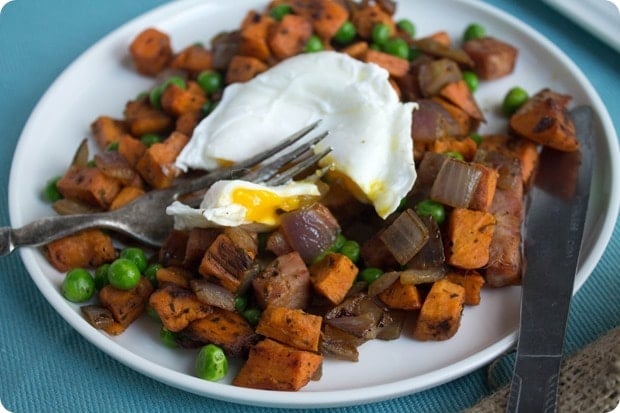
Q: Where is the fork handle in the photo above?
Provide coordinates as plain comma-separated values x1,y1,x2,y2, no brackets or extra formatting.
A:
0,213,114,256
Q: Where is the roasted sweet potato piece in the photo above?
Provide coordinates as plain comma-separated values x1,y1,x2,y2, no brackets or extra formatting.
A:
160,81,207,118
431,136,478,161
256,306,323,352
99,278,154,331
199,227,258,292
175,110,202,136
426,31,451,47
509,88,578,152
309,252,358,305
341,41,369,59
124,98,173,136
149,283,212,332
463,36,518,80
439,80,485,122
108,186,145,210
446,270,485,305
155,266,193,289
117,134,147,169
351,4,395,39
225,55,268,84
169,44,213,73
447,208,496,270
413,278,465,341
129,28,173,76
46,229,116,272
233,338,323,391
268,14,313,61
288,0,349,40
469,163,498,212
135,131,189,189
90,116,129,151
432,97,475,136
56,165,122,209
363,48,410,78
239,11,275,62
377,279,422,310
183,307,258,358
478,134,539,186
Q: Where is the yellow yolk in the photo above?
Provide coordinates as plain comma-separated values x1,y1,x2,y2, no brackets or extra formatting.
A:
231,188,317,226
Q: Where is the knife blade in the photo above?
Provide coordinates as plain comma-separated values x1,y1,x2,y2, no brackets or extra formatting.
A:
506,105,594,413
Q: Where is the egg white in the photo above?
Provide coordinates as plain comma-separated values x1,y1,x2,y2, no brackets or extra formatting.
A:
175,51,417,218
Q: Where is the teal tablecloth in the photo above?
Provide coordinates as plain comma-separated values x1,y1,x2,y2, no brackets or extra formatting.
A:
1,1,618,412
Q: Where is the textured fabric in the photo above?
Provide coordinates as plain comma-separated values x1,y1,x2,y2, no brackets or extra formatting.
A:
0,1,618,412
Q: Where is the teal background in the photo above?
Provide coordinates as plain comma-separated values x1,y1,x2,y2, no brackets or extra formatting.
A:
0,1,618,412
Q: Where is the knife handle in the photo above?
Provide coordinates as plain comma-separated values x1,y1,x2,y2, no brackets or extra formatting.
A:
506,354,562,413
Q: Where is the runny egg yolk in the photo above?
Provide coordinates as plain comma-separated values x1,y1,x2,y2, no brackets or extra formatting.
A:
231,188,318,226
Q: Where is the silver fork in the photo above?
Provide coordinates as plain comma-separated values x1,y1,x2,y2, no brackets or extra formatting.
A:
0,121,330,256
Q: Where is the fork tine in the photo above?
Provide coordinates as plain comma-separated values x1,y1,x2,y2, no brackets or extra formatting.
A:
243,130,329,183
263,146,333,186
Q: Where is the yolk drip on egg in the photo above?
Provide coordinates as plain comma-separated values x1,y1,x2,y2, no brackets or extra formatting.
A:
231,188,318,226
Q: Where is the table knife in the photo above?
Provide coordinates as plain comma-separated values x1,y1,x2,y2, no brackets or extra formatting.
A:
506,105,594,412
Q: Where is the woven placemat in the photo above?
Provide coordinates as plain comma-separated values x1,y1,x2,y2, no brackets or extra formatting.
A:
466,327,620,412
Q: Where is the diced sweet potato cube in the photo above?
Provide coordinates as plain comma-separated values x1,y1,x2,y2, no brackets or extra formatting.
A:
447,208,496,269
90,116,129,151
363,49,410,78
431,136,478,161
183,307,258,358
341,41,369,59
148,283,212,332
413,278,465,341
432,97,475,137
439,80,485,121
99,277,154,329
108,186,145,210
377,279,422,310
135,131,189,189
46,229,116,272
239,11,275,62
117,134,147,168
446,270,485,305
175,110,202,136
56,166,122,209
256,306,322,352
351,4,395,39
129,28,173,76
124,98,173,136
463,36,518,80
426,31,451,47
160,81,207,118
170,44,213,73
233,338,323,391
155,266,193,289
289,0,349,40
225,55,269,84
268,14,313,61
469,163,498,212
309,253,358,305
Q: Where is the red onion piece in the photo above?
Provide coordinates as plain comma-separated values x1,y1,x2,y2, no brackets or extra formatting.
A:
430,157,482,208
191,279,236,311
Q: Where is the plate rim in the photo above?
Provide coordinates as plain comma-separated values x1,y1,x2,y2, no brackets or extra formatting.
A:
8,0,620,408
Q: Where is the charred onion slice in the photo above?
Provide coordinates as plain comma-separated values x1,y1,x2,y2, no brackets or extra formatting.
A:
430,157,482,208
379,209,430,265
191,279,236,311
367,271,400,297
400,267,446,285
325,294,387,340
81,305,116,330
319,324,366,362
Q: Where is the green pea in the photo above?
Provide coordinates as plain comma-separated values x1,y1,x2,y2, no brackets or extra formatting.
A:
333,233,347,251
94,263,111,290
371,23,391,45
200,100,217,118
234,296,248,313
340,240,360,263
383,37,410,60
397,19,416,37
107,258,141,290
149,84,165,109
305,35,324,53
269,4,292,21
502,86,529,116
415,199,446,224
43,176,63,203
160,327,178,348
140,133,162,147
470,132,483,145
242,308,262,326
197,70,223,94
105,141,119,152
445,151,464,161
196,344,228,381
163,75,186,90
144,263,162,288
62,268,95,303
409,46,422,61
462,70,479,92
120,247,148,272
333,21,356,44
463,23,486,42
360,267,383,284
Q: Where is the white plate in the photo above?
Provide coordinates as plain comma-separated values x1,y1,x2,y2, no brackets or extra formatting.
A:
542,0,620,53
9,0,620,408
